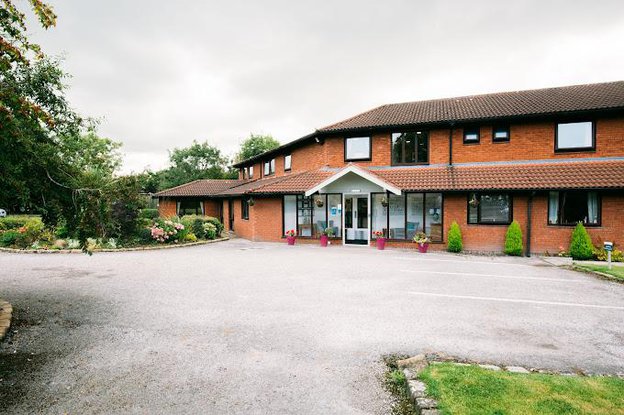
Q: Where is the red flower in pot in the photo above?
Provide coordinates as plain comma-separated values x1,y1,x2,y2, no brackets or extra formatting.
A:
373,230,386,250
285,229,296,245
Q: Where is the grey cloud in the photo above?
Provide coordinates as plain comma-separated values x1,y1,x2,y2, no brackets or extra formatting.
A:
30,0,624,172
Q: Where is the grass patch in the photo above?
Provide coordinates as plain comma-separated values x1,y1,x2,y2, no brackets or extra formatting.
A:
382,355,418,415
575,264,624,281
419,363,624,415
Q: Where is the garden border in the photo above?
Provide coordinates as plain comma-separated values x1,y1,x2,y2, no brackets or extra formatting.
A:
0,236,229,254
397,352,624,415
0,300,12,341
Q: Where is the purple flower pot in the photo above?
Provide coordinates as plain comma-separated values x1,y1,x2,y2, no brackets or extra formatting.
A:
287,236,296,245
417,242,429,253
320,235,329,247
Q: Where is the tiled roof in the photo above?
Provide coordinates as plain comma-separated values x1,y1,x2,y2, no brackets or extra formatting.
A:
373,159,624,191
213,171,333,196
155,179,244,197
320,81,624,132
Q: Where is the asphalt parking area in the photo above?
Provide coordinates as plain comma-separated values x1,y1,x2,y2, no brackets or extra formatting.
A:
1,240,623,414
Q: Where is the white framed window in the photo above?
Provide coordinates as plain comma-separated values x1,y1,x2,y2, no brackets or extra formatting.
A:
284,154,292,171
344,136,371,161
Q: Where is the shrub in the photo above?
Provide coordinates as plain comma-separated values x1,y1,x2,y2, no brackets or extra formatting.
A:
594,246,624,262
504,220,524,256
569,222,594,260
0,216,43,231
139,208,159,220
150,217,187,243
205,216,223,236
184,233,198,242
203,222,217,240
447,221,463,253
0,231,20,247
181,215,223,239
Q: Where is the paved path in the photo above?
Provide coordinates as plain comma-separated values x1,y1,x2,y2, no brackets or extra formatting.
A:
1,240,623,414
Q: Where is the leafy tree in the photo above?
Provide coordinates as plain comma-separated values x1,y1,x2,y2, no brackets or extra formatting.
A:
235,133,280,162
504,220,523,256
160,140,233,189
447,221,463,253
569,222,594,260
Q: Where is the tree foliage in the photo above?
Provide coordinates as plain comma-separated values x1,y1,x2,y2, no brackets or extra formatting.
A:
236,133,280,162
155,140,236,190
504,220,523,256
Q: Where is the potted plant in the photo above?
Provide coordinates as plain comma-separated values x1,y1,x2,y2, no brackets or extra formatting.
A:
413,231,430,253
285,229,296,245
373,230,386,250
320,227,334,247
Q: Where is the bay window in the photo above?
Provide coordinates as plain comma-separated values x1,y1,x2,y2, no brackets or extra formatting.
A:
468,193,512,224
282,194,342,237
371,192,443,242
548,191,600,226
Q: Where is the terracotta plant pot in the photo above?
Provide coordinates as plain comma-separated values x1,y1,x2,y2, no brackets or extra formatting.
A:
320,235,329,247
417,242,429,253
287,236,296,245
376,238,386,250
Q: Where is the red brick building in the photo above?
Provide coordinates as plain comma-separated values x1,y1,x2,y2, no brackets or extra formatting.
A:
156,81,624,255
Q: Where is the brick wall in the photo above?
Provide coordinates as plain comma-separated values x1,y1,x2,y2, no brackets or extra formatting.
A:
158,199,177,217
236,116,624,173
203,200,221,218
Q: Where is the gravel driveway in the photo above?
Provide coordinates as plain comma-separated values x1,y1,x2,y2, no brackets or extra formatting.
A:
1,239,623,414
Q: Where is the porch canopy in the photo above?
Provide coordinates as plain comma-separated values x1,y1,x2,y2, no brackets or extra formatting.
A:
304,165,401,196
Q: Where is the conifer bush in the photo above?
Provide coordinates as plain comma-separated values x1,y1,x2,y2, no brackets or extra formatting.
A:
569,222,594,260
504,220,523,256
447,221,463,253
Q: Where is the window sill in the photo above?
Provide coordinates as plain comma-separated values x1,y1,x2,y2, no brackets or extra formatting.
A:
391,162,430,167
462,141,480,145
467,222,512,226
344,158,372,162
554,147,596,153
547,223,601,228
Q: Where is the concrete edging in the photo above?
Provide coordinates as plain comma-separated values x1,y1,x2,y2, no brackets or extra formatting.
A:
0,300,12,341
0,236,229,254
397,353,624,414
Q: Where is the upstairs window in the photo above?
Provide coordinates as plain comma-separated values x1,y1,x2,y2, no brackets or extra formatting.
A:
392,131,429,164
344,136,371,161
463,127,480,144
242,167,248,179
263,159,275,176
468,193,512,224
284,154,292,171
249,166,254,179
548,191,600,226
492,125,510,142
556,121,594,151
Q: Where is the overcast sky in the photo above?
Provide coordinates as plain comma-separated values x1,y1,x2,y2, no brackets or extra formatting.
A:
31,0,624,173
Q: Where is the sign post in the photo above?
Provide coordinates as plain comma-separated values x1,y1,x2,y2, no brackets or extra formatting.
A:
604,242,613,270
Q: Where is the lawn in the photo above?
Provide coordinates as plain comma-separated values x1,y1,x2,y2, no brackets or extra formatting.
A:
575,264,624,281
419,363,624,415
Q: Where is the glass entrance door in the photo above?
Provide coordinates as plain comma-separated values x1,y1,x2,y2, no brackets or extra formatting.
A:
345,195,369,245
